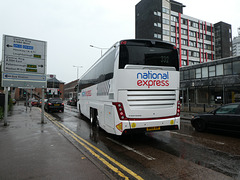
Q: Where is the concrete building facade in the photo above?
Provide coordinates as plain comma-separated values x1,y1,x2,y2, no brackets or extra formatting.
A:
180,56,240,111
64,79,78,100
135,0,232,67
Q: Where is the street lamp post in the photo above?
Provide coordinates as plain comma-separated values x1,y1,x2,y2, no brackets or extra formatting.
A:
73,65,83,79
90,45,108,56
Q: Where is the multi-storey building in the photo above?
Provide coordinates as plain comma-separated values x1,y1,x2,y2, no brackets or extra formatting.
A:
135,0,232,67
233,28,240,56
64,79,78,100
214,22,232,59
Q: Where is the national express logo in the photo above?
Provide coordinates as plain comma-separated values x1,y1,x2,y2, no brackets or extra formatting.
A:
137,71,169,88
82,90,91,97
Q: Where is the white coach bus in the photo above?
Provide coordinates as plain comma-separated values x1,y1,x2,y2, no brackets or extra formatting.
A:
77,39,180,135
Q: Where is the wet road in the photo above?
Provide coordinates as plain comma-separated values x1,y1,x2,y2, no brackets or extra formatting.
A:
49,105,240,180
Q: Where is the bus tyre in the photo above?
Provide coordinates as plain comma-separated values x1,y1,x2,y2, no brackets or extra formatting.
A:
90,108,94,125
79,105,82,118
95,115,100,129
90,108,99,129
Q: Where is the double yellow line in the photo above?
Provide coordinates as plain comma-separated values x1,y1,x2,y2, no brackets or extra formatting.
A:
44,112,144,180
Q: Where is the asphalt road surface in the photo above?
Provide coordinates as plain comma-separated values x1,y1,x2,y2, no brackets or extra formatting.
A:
48,104,240,180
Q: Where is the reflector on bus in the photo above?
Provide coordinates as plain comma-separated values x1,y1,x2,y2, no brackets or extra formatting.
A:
116,122,123,132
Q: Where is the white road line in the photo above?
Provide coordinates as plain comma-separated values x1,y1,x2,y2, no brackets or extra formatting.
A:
169,131,193,138
106,137,156,161
168,131,225,145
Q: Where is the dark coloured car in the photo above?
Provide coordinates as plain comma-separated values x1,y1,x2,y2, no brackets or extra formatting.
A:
67,98,77,106
38,99,48,107
191,103,240,133
70,98,77,106
67,98,73,105
44,98,64,113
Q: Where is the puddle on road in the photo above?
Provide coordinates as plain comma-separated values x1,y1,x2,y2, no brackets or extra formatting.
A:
145,130,240,179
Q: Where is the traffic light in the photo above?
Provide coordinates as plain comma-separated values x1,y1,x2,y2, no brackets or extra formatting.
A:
23,90,26,97
49,90,51,95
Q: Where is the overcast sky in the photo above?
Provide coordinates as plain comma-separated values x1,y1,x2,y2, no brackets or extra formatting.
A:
1,0,239,84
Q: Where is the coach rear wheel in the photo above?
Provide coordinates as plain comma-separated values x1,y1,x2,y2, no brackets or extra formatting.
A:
79,105,82,118
90,108,99,129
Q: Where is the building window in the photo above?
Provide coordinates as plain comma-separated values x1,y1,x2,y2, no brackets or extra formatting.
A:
224,63,232,75
189,41,196,47
181,18,188,25
181,39,187,45
181,29,187,35
216,64,223,76
180,71,183,81
162,7,169,14
233,61,240,74
171,16,177,22
154,11,161,16
182,49,187,55
202,67,208,78
190,69,195,79
209,66,216,77
191,51,199,58
182,60,187,66
205,44,212,50
171,37,175,43
162,18,169,25
196,68,201,78
190,21,198,28
207,54,212,60
154,23,161,27
154,33,161,39
183,70,189,80
163,30,169,36
189,31,195,37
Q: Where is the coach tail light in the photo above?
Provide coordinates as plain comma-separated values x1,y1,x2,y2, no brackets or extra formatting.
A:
176,101,180,117
112,102,128,120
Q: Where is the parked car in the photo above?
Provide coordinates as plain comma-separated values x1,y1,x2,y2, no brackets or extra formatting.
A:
38,99,48,107
44,98,64,113
30,99,38,106
70,98,77,106
67,98,72,105
191,103,240,133
67,98,77,106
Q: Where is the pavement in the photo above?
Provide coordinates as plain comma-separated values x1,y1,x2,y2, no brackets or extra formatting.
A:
0,102,109,180
180,111,195,120
0,102,194,180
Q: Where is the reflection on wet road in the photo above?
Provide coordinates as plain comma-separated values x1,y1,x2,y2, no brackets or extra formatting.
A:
49,105,240,179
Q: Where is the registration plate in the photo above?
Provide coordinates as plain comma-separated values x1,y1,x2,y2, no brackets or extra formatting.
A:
146,126,161,131
54,104,60,106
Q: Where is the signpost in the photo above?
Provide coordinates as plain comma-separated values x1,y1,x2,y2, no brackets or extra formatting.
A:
1,35,47,125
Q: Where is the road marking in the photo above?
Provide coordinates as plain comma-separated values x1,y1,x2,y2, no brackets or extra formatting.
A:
43,111,144,180
169,131,225,145
107,137,156,161
169,131,193,138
